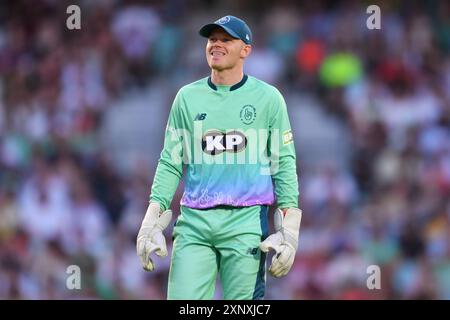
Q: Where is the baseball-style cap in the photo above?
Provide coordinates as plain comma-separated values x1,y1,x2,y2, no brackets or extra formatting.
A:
199,15,252,45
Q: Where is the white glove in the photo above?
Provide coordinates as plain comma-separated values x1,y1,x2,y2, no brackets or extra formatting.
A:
136,202,172,271
259,207,302,278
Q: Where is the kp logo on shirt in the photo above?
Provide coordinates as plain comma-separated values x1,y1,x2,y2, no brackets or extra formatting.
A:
167,121,283,175
202,130,247,155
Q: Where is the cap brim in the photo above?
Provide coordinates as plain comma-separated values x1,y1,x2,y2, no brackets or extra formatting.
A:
199,23,241,40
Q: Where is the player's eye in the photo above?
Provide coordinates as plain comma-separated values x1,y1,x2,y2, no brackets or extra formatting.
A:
208,37,232,44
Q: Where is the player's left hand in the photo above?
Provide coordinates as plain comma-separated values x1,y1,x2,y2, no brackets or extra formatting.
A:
259,207,302,277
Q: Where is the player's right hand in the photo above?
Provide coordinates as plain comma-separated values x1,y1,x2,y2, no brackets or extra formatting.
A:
136,202,172,271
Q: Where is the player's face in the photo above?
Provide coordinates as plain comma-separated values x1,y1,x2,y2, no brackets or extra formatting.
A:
206,28,250,71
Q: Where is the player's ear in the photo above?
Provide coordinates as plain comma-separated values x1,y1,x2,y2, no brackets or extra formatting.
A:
240,44,252,59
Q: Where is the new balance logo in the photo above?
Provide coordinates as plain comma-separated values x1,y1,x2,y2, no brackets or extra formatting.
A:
247,248,258,255
194,113,207,121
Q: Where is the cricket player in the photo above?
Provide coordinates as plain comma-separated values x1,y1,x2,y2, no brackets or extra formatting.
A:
136,15,302,300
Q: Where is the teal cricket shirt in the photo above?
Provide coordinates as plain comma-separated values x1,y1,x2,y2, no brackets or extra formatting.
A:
150,74,299,210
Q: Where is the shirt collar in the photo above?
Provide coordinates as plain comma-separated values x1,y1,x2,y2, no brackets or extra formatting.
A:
207,74,248,91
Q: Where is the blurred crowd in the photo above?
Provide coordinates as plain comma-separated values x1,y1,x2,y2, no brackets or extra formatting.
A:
0,0,449,299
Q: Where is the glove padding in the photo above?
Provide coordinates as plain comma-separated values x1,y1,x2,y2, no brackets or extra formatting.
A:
136,202,172,271
259,207,302,278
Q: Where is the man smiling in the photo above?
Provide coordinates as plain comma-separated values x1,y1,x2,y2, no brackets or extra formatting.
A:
136,15,302,300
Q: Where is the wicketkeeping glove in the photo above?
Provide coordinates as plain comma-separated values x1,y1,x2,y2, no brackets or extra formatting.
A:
136,201,172,271
259,207,302,278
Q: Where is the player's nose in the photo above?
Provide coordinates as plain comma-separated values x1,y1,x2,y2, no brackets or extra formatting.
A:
209,45,224,53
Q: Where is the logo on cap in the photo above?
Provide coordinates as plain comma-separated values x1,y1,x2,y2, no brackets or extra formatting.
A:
216,16,231,24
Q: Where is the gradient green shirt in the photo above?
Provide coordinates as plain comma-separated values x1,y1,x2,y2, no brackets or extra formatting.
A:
150,75,299,210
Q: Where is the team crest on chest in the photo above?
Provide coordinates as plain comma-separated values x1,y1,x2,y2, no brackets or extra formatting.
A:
240,105,256,125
